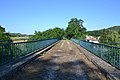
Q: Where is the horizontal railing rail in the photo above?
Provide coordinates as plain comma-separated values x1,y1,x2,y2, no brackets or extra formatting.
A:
0,38,60,65
71,38,120,69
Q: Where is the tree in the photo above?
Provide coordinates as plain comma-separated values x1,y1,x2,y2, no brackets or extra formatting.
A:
65,18,86,39
0,25,11,42
30,27,65,40
51,27,65,38
87,30,102,37
0,25,5,32
100,29,120,43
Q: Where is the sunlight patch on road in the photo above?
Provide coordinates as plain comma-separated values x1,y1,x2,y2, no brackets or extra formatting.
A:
69,47,72,50
57,49,62,52
67,41,70,45
53,54,61,57
60,41,65,48
67,41,72,50
79,52,83,54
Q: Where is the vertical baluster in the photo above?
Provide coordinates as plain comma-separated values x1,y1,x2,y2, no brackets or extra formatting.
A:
9,43,12,61
119,49,120,68
1,45,4,65
116,48,119,67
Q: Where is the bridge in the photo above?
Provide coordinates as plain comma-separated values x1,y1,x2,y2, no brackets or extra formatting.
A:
0,38,120,80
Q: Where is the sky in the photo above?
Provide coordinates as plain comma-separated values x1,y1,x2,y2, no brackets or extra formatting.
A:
0,0,120,34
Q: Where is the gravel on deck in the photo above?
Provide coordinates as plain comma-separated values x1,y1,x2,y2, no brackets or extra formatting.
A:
9,40,106,80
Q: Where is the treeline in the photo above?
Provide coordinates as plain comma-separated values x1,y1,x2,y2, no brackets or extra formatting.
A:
87,30,102,37
100,29,120,44
87,26,120,37
2,18,120,46
10,33,29,37
87,26,120,45
30,18,86,40
0,18,86,43
30,27,65,40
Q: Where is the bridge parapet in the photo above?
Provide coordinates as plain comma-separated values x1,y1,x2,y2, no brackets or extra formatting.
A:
72,38,120,80
72,38,120,69
0,38,60,65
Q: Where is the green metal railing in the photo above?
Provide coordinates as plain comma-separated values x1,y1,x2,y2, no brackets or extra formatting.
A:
71,38,120,69
0,38,60,65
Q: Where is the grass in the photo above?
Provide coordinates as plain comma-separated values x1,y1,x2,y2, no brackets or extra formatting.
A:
11,36,29,43
11,36,29,40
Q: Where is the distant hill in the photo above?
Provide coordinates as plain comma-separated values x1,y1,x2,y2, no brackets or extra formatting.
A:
87,26,120,37
10,33,29,37
107,26,120,31
10,33,30,41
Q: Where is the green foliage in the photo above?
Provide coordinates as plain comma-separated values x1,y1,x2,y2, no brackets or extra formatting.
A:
0,25,12,64
107,26,120,31
31,18,86,40
0,25,11,42
87,26,120,46
0,26,5,32
30,27,65,40
87,26,120,37
65,18,86,39
100,29,120,44
87,30,102,37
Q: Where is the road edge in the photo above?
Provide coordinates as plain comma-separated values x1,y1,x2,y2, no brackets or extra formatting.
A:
0,41,60,80
72,41,120,80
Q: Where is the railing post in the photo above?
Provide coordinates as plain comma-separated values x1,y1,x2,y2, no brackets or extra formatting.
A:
117,48,120,68
2,45,5,65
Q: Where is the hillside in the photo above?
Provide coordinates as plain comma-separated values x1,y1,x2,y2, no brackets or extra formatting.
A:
107,26,120,31
10,33,29,37
87,26,120,37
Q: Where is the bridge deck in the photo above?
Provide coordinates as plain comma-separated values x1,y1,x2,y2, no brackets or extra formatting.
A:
9,40,106,80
